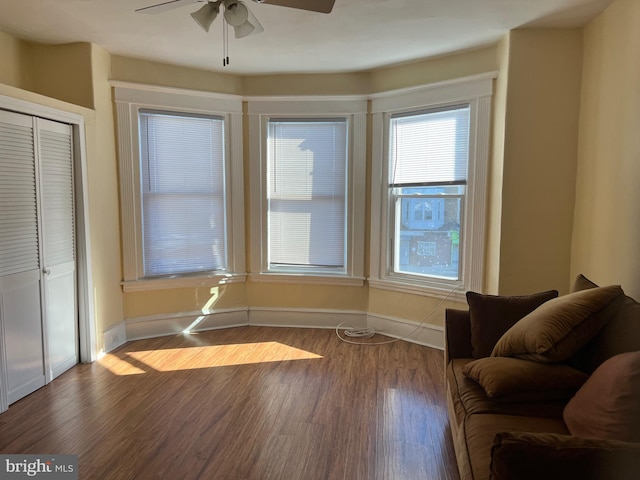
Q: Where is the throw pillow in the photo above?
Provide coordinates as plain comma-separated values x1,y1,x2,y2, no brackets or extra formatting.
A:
491,285,623,362
572,273,599,292
466,290,558,358
463,357,587,398
563,351,640,442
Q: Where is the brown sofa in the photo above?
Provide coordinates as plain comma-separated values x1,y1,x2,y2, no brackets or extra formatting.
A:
444,276,640,480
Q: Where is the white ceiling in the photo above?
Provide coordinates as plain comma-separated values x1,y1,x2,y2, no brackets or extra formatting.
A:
0,0,613,75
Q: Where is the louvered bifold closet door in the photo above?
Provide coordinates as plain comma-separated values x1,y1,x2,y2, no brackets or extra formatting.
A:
0,110,46,404
38,118,77,380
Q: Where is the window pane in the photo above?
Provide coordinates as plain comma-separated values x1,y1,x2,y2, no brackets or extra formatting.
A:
140,111,226,276
267,119,347,269
394,187,462,280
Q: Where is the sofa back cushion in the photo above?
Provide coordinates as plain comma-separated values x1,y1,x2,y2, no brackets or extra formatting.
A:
563,351,640,443
491,285,623,363
569,275,640,373
466,290,558,358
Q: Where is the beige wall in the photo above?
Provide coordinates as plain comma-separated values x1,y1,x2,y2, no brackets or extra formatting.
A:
111,55,243,95
247,282,368,311
243,72,370,96
496,29,583,296
21,42,95,109
112,45,498,98
571,0,640,298
124,283,247,318
0,32,26,88
87,45,125,339
369,44,498,93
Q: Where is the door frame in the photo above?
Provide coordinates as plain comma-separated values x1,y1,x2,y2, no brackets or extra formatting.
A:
0,94,97,413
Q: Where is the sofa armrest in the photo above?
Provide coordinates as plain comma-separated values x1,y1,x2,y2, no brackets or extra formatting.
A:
490,431,640,480
445,308,472,363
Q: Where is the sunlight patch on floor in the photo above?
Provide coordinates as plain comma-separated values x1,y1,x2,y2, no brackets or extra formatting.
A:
99,354,147,376
99,342,323,375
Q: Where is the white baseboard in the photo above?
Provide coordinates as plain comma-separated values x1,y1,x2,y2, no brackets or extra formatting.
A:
103,322,127,353
117,307,443,350
50,355,80,381
248,307,367,330
124,308,249,341
366,313,444,350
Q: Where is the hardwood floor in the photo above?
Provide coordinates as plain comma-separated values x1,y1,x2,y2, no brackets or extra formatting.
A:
0,327,460,480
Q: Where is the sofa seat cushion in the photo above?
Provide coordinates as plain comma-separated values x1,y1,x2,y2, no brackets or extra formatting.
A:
465,414,569,480
447,359,566,419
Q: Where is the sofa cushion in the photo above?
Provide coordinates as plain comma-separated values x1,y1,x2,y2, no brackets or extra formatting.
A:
563,351,640,442
573,295,640,373
491,285,623,362
447,359,566,419
466,290,558,358
462,357,587,399
490,431,640,480
571,273,599,292
568,274,640,372
465,414,568,480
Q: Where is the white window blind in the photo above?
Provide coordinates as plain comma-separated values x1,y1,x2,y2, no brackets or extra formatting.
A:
267,119,347,269
139,110,226,277
390,105,470,187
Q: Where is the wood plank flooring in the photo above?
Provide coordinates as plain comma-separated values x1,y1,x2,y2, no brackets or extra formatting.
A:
0,326,460,480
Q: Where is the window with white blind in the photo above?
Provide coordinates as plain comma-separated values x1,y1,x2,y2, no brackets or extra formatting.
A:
370,75,493,294
139,110,226,277
389,105,469,282
114,85,245,291
248,97,367,284
267,119,347,272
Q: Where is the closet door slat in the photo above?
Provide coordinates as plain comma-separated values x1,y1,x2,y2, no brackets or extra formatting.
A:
0,113,39,277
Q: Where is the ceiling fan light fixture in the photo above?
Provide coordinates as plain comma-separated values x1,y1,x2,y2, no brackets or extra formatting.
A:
191,2,219,32
233,6,263,38
223,0,249,27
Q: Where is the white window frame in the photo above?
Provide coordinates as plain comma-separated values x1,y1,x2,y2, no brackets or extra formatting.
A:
369,74,494,298
248,96,367,286
113,83,245,292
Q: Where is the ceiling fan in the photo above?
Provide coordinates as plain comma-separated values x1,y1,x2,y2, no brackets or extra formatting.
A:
136,0,336,39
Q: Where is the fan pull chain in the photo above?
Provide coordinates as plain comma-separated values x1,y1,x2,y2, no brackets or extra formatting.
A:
222,19,230,66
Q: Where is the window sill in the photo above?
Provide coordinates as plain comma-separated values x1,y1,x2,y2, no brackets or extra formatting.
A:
121,273,247,292
367,277,467,302
249,273,365,287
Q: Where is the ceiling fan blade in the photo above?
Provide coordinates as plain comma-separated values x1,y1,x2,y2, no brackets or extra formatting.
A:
135,0,202,15
254,0,335,14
